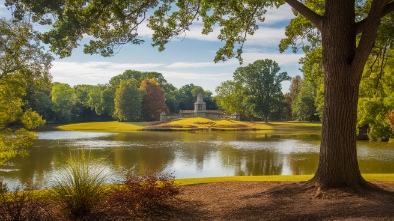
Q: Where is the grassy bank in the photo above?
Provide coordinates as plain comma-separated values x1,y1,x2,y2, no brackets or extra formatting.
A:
56,121,148,132
175,174,394,185
55,117,321,134
144,117,273,131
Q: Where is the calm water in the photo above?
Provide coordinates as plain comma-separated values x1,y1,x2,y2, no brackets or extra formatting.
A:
1,130,393,189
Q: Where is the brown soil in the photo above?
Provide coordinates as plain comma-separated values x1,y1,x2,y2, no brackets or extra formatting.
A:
31,181,394,221
133,181,394,221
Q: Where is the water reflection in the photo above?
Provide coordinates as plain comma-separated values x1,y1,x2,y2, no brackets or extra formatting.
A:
0,130,393,189
37,131,114,140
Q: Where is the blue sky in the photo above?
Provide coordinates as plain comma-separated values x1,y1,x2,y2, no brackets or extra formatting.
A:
0,2,304,94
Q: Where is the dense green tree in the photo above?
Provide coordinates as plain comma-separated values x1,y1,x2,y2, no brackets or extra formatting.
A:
178,84,199,110
354,13,394,141
114,79,145,122
140,78,169,121
292,80,319,121
85,84,115,118
289,76,302,104
283,93,293,120
109,70,179,113
164,88,180,114
215,80,249,116
0,75,42,130
101,86,116,117
234,59,290,123
10,0,394,190
285,75,302,120
30,91,54,121
51,83,77,122
72,84,101,121
0,18,51,165
177,84,217,111
297,46,324,121
357,48,394,140
23,73,53,120
109,70,167,88
87,85,102,114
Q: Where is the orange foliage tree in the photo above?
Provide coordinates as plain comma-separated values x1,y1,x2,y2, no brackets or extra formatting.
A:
388,110,394,131
140,79,169,121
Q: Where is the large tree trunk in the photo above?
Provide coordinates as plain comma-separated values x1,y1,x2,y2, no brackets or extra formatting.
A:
284,0,392,190
311,66,367,189
310,1,368,189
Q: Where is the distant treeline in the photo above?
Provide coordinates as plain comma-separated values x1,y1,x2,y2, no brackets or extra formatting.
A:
29,70,218,123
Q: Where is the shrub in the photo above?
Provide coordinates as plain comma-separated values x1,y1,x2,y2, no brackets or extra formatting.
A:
108,171,179,214
0,181,51,221
51,150,109,219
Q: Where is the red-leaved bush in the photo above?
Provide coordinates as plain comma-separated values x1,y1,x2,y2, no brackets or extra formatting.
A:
107,171,179,214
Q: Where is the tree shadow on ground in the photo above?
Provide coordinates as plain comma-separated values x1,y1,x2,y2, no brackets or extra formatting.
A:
228,182,394,221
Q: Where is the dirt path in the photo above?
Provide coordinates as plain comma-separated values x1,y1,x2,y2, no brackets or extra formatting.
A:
135,181,394,221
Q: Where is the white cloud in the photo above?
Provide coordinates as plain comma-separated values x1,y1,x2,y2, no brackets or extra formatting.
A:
264,4,295,24
160,70,231,80
136,21,154,38
166,60,237,69
242,52,303,66
50,60,235,92
169,24,286,48
0,4,9,17
50,61,166,84
244,27,286,46
159,70,233,93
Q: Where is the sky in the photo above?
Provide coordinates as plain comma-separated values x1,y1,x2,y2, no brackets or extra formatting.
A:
0,2,304,94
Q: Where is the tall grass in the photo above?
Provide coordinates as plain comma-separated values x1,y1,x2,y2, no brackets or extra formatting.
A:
51,150,110,219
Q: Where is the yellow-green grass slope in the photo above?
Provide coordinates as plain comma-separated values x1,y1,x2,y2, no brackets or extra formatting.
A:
57,121,148,132
175,174,394,185
56,117,321,133
144,117,273,131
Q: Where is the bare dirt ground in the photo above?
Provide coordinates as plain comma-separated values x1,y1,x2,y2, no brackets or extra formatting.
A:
131,181,394,221
42,181,394,220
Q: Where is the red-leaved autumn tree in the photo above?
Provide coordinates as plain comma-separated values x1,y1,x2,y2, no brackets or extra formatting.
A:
388,110,394,131
140,78,169,121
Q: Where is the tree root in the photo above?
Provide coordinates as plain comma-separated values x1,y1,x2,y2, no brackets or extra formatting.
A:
302,179,392,199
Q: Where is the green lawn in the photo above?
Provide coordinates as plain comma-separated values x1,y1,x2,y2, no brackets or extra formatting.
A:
55,118,321,133
146,117,274,131
268,121,322,135
175,174,394,185
56,121,148,132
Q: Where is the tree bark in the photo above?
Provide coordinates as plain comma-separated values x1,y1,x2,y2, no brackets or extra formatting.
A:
286,0,393,190
311,1,366,189
311,66,367,188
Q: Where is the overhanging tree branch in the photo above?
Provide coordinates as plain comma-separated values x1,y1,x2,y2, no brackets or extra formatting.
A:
353,0,391,84
284,0,322,31
382,1,394,16
356,1,394,34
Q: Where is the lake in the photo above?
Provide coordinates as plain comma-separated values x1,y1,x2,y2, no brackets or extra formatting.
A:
1,130,393,189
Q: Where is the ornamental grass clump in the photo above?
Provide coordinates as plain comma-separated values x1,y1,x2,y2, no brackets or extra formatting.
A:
108,171,179,214
51,150,109,219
